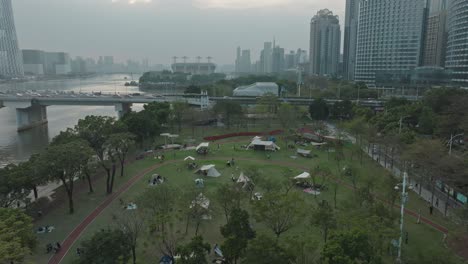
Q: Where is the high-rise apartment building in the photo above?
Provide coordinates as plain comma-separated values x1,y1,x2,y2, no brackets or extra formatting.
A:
22,49,45,75
343,0,359,80
235,47,252,73
354,0,426,86
260,42,273,73
423,0,448,67
445,0,468,84
272,46,285,73
309,9,341,77
0,0,23,78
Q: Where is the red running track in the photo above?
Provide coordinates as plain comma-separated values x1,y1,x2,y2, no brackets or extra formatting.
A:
48,157,448,264
48,160,177,264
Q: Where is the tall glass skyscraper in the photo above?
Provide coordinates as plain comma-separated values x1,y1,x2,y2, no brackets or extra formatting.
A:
343,0,359,80
0,0,23,78
309,9,341,77
445,0,468,84
354,0,426,86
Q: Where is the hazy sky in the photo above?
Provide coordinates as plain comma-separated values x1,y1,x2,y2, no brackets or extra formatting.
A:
13,0,345,65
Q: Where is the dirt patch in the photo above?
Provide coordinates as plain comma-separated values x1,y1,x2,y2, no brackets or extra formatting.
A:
448,233,468,261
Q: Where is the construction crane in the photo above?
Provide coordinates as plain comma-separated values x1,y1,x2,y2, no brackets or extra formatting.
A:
206,56,213,63
196,56,202,63
182,56,188,63
172,56,178,64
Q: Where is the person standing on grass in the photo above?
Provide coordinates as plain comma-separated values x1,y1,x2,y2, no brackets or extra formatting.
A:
429,204,434,215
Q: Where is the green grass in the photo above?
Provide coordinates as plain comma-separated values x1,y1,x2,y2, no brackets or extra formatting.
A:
30,134,466,264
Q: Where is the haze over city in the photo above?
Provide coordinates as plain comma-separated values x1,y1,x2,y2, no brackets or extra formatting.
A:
13,0,344,63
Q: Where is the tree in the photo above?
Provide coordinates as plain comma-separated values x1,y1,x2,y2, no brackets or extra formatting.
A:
106,132,135,178
243,234,295,264
122,102,170,144
277,103,299,129
177,236,210,264
220,208,255,264
322,229,378,264
42,140,94,213
309,98,329,120
212,100,243,129
215,183,243,222
171,101,189,133
0,164,31,208
0,208,36,264
311,202,337,242
330,100,353,120
184,85,201,94
77,229,132,264
114,211,145,264
75,116,124,194
253,192,304,238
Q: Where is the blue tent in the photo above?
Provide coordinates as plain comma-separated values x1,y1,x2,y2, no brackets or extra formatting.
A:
160,255,173,264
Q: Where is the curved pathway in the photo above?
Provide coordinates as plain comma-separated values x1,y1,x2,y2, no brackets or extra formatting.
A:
48,156,449,264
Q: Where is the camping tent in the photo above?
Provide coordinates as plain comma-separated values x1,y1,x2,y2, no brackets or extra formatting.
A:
196,165,221,177
160,255,174,264
237,172,253,189
294,172,311,179
184,156,196,161
247,139,280,151
297,148,311,157
190,193,210,209
196,142,210,151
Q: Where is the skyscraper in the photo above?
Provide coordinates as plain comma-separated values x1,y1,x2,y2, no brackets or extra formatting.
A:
260,42,273,73
272,46,285,73
354,0,426,86
422,0,448,67
445,0,468,84
0,0,23,78
235,47,252,73
343,0,359,80
309,9,341,77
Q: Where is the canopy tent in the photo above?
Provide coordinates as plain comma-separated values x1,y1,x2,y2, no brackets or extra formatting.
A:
294,172,311,179
190,193,210,209
297,148,311,157
184,156,196,161
310,142,327,146
247,139,280,151
196,164,221,177
196,142,210,151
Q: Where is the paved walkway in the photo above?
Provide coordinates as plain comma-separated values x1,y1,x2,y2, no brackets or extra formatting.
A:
48,154,450,264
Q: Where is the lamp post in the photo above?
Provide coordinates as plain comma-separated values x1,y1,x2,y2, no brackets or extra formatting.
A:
448,133,464,156
396,170,408,263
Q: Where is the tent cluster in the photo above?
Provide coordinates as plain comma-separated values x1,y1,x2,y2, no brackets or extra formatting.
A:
196,165,221,177
196,142,210,155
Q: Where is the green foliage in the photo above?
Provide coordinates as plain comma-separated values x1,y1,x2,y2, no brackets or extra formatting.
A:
277,103,299,129
215,183,243,221
212,100,243,129
253,192,304,238
243,234,295,264
171,101,190,133
76,229,132,264
330,100,353,120
177,236,211,264
309,98,329,120
220,208,255,264
0,208,36,263
122,102,170,144
310,202,337,242
184,85,201,94
322,229,380,264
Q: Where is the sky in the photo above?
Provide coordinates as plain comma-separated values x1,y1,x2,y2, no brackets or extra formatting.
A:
12,0,345,65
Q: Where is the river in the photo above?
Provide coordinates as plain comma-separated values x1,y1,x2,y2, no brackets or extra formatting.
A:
0,74,144,167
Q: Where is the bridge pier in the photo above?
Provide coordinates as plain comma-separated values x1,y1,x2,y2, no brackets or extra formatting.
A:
16,104,48,132
115,103,132,118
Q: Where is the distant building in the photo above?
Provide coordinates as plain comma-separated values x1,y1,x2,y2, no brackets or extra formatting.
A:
445,0,468,84
171,62,216,75
272,46,285,73
233,82,279,97
71,56,87,74
0,0,24,78
343,0,359,80
309,9,341,77
285,51,296,69
22,49,45,75
260,42,273,73
423,0,448,67
235,47,251,73
354,0,426,86
44,52,71,75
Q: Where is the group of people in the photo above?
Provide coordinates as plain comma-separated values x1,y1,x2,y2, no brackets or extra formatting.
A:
226,158,235,167
46,242,61,254
37,225,54,233
149,174,165,186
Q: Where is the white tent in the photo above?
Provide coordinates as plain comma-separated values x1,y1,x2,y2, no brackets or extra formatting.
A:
237,172,253,188
184,156,196,161
310,142,327,146
297,148,311,157
247,139,280,151
294,172,311,179
196,142,210,151
190,193,210,209
196,164,221,177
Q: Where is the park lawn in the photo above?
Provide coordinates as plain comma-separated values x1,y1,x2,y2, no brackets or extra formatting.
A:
53,139,462,264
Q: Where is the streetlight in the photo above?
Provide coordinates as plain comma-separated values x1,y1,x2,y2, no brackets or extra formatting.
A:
448,133,464,156
396,170,408,263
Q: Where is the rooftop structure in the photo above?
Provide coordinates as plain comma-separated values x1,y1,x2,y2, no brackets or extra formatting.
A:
232,82,279,97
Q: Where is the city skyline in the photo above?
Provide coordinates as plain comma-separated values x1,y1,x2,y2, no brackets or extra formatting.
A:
12,0,345,64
